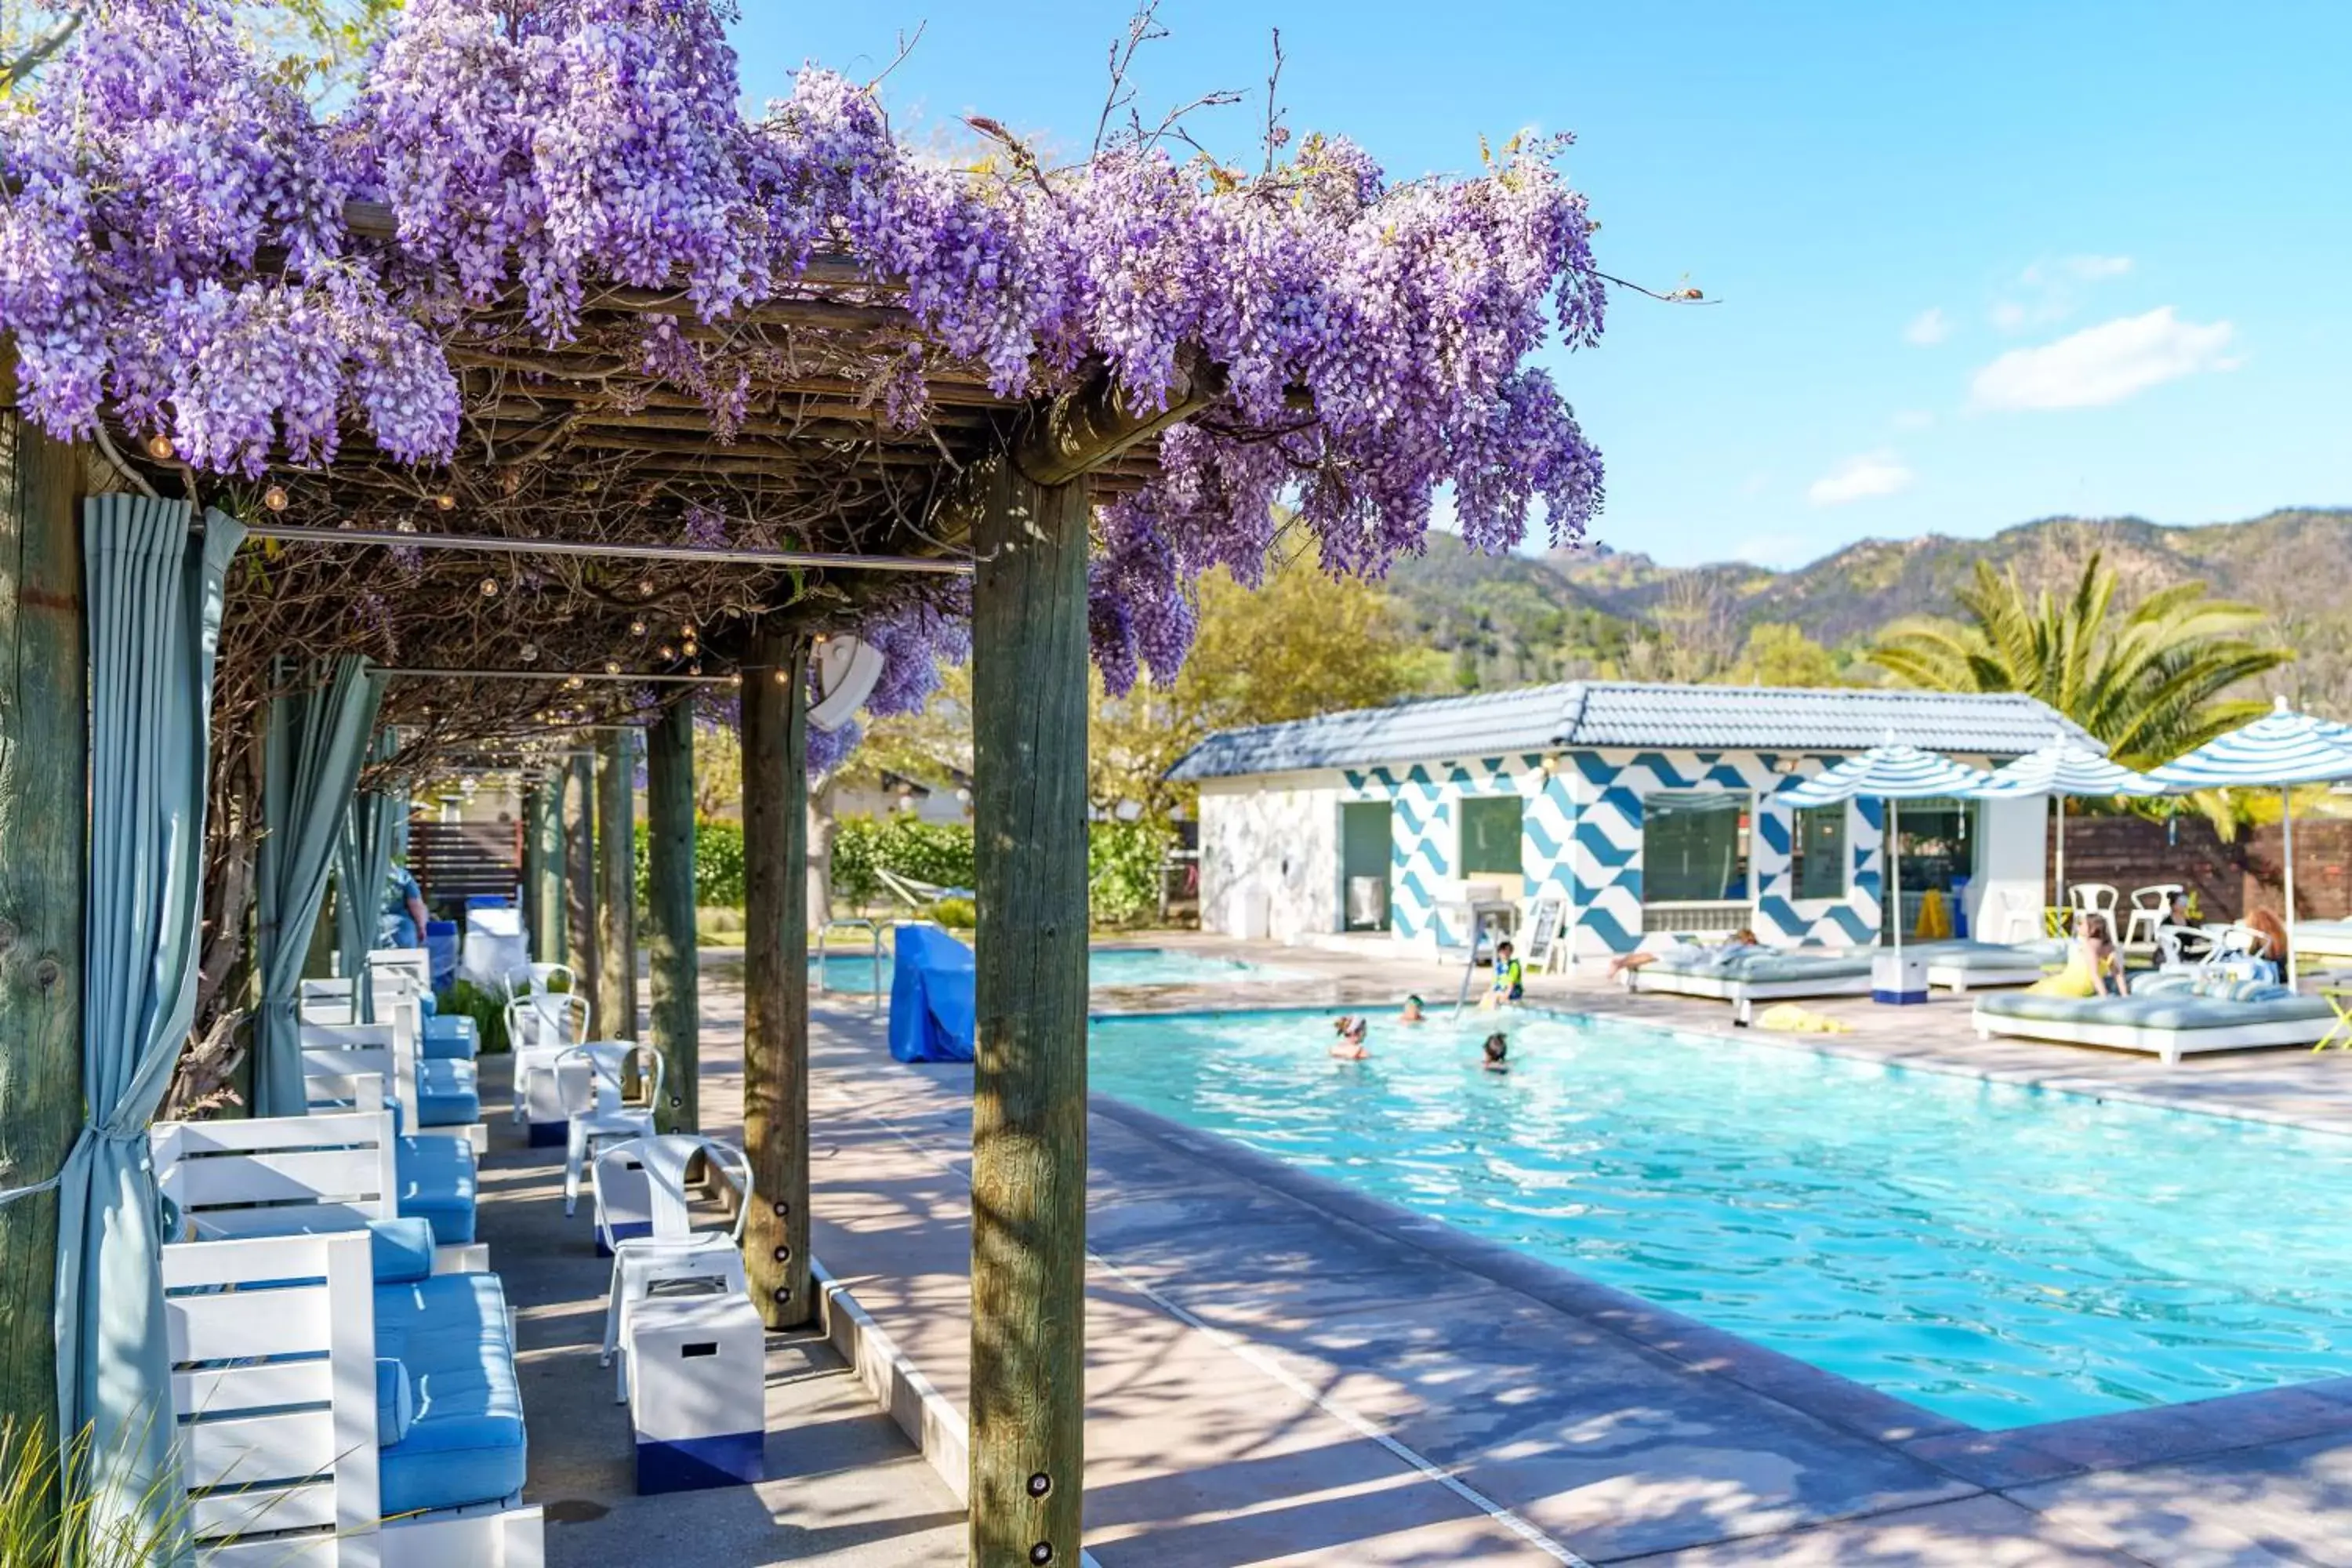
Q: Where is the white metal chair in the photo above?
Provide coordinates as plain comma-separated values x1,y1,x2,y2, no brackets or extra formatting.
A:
2124,884,2183,951
557,1041,663,1218
593,1134,753,1402
502,960,578,1004
507,990,593,1123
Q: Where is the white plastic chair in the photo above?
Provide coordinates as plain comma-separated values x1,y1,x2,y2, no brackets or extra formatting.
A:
557,1041,662,1218
2068,884,2120,932
2124,884,2183,951
502,960,578,1004
593,1134,753,1401
1987,887,2042,946
2154,922,2218,971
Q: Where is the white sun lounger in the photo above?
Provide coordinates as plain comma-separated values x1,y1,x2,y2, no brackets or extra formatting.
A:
1972,991,2336,1065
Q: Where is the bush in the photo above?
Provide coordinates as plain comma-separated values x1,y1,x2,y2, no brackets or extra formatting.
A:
833,815,976,906
1088,818,1174,928
927,895,976,929
633,818,746,908
438,978,512,1054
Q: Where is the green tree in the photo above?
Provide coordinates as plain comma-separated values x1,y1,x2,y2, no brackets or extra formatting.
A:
1715,622,1853,688
1867,554,2288,768
1091,559,1442,818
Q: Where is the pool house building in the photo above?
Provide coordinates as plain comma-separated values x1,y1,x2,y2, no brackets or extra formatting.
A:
1170,681,2090,960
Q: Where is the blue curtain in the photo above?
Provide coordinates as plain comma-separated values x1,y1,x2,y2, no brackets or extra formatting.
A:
51,498,239,1557
335,734,401,1022
254,656,383,1118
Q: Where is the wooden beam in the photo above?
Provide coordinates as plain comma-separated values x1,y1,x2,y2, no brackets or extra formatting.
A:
595,728,640,1040
1012,346,1225,488
0,405,86,1458
644,694,699,1133
563,753,600,1022
968,458,1091,1566
740,628,811,1329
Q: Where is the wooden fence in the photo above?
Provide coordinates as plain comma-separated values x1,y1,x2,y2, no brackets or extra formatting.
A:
2047,813,2352,922
408,818,523,912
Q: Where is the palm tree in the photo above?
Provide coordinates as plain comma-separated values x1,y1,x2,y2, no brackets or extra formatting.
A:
1868,554,2289,768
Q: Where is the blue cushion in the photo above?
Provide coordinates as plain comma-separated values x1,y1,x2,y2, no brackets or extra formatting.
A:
416,989,439,1018
377,1356,415,1445
367,1218,437,1284
415,1059,480,1128
375,1273,527,1517
421,1014,477,1062
395,1136,477,1247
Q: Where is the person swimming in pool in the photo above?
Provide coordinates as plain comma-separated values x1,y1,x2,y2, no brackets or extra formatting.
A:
1482,1032,1509,1073
1329,1015,1370,1060
1400,994,1426,1024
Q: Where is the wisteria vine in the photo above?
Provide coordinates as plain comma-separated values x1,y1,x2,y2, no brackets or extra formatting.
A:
0,0,1610,714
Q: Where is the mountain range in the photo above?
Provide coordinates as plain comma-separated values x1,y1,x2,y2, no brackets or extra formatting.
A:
1385,507,2352,713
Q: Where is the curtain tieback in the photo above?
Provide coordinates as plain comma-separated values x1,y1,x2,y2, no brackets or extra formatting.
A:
0,1123,149,1208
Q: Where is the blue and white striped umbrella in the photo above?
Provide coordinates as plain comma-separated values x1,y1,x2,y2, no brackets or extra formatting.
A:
2143,697,2352,985
1778,741,1997,807
1980,740,2159,798
1779,742,1995,969
2145,697,2352,789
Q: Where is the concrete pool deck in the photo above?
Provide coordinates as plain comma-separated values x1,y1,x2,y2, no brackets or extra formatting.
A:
535,936,2352,1563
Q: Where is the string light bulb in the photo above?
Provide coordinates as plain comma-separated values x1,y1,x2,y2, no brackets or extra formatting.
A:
478,577,499,598
657,643,676,661
519,644,538,662
434,492,457,512
629,618,648,637
603,660,621,676
726,671,742,687
262,484,289,513
637,579,655,597
688,661,702,677
144,433,175,461
771,668,789,686
564,675,586,691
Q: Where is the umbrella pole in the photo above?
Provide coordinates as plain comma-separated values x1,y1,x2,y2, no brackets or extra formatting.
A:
2056,795,2067,916
2284,784,2298,988
1889,796,1902,968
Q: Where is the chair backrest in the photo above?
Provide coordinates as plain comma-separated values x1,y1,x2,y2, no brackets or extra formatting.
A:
153,1111,400,1240
593,1134,752,1250
2069,883,2120,915
2215,922,2271,959
163,1230,379,1565
555,1040,662,1118
297,1021,396,1117
502,960,577,1003
298,977,358,1026
508,989,591,1051
2130,884,2183,912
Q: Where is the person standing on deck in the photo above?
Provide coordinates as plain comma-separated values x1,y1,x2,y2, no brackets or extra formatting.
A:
383,862,428,948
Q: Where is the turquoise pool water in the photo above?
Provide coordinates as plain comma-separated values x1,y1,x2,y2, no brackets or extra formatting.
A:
810,946,1294,995
1089,1007,2352,1428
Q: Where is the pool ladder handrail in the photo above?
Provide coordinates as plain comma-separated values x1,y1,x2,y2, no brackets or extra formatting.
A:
816,916,885,1012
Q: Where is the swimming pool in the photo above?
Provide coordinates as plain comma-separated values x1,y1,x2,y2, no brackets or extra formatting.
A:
1089,1007,2352,1428
810,946,1296,995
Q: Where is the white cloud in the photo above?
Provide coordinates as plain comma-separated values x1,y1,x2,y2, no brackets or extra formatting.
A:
1891,408,1935,431
1970,307,2240,412
1903,307,1951,346
1807,451,1915,506
1990,254,2135,332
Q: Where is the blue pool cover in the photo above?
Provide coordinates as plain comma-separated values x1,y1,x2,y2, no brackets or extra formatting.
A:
888,924,975,1062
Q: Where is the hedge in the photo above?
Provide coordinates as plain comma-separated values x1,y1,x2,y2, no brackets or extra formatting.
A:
632,818,746,909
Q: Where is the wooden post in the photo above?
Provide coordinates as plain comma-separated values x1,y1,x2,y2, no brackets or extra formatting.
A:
563,753,599,1022
527,777,565,966
740,626,811,1329
596,730,639,1039
0,406,86,1453
969,461,1091,1566
644,695,699,1132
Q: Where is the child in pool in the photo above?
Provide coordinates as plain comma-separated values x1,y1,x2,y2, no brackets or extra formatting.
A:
1478,940,1526,1010
1329,1015,1370,1059
1482,1033,1509,1072
1401,995,1426,1023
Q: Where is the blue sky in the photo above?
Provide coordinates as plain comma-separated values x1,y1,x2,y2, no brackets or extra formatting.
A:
731,2,2352,569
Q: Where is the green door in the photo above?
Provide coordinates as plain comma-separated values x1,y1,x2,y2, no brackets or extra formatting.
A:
1341,800,1392,931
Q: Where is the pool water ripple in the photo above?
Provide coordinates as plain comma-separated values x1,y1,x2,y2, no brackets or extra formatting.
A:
1089,1007,2352,1428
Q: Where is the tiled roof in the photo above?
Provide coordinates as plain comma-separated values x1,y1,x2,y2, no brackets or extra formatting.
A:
1165,681,2095,781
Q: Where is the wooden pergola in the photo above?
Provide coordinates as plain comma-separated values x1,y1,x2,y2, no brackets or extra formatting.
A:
0,223,1225,1561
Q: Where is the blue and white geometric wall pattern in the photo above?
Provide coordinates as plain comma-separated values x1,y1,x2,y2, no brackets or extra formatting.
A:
1346,748,1886,953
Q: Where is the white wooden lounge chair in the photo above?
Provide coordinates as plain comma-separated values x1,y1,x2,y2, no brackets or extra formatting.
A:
165,1229,546,1566
153,1109,487,1275
1972,988,2335,1065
